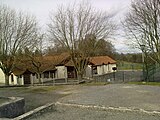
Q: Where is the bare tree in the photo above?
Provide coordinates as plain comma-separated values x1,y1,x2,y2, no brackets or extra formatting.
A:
21,35,46,83
123,0,160,63
25,34,48,84
0,5,39,85
79,34,115,57
48,2,116,81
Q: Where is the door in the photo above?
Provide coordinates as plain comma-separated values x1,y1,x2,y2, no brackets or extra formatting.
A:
24,74,31,84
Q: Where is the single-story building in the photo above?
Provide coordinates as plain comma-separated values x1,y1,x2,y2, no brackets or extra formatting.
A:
90,56,117,75
0,53,116,85
55,55,117,79
0,69,18,85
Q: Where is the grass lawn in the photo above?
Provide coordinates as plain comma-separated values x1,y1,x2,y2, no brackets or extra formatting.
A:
128,81,160,86
25,85,64,93
117,61,142,70
82,82,110,86
0,98,10,104
0,85,64,93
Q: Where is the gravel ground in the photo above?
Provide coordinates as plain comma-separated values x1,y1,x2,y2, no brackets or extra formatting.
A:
0,85,75,112
27,84,160,120
59,84,160,111
28,105,160,120
1,84,160,119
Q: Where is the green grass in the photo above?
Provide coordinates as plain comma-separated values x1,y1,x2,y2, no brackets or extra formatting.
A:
117,61,143,70
26,86,64,93
0,98,10,104
0,86,64,93
0,86,29,91
82,82,110,86
128,82,160,86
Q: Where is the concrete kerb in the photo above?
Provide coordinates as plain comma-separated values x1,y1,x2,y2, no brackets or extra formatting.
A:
13,102,55,120
0,97,25,118
55,102,160,116
6,100,160,119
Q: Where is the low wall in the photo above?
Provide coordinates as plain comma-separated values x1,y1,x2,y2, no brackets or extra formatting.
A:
0,97,25,118
14,102,55,120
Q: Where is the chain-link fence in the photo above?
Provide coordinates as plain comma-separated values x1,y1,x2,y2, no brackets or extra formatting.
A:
93,70,143,83
93,63,160,83
143,63,160,82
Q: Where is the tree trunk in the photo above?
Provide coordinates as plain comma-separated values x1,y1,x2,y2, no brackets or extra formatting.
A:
5,74,10,86
41,74,43,85
77,74,82,82
37,73,41,84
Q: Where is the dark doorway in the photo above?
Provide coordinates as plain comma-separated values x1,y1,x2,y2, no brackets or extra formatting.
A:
67,66,77,78
24,74,31,84
11,74,14,83
23,69,32,84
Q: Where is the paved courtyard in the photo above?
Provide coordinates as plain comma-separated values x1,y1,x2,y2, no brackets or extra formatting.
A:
0,86,66,112
59,84,160,111
28,84,160,120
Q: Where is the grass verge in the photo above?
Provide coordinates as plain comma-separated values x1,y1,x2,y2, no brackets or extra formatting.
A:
117,61,142,70
0,85,64,93
0,98,10,104
25,86,64,93
128,82,160,86
82,82,110,86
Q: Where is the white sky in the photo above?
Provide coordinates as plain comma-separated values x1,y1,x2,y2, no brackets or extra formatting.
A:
0,0,136,53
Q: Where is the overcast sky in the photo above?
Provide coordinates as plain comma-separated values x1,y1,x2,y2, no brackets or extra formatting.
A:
0,0,134,53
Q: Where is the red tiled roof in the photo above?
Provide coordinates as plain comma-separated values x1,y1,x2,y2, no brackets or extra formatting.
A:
13,54,116,75
64,59,74,66
44,52,70,65
13,53,70,75
65,55,116,66
89,56,116,66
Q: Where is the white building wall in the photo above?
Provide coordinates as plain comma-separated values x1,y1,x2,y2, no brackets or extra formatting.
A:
104,65,109,73
96,64,117,75
0,69,5,83
33,74,41,84
56,66,67,79
85,65,92,77
104,64,116,73
30,74,34,84
9,74,18,85
109,64,117,72
97,66,103,75
17,75,24,85
0,69,20,85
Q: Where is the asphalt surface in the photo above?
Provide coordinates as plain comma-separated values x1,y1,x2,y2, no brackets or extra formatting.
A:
0,86,66,112
28,105,160,120
59,84,160,111
28,84,160,120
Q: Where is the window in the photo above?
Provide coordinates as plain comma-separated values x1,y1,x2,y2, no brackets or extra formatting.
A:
11,74,14,82
44,72,49,78
19,75,22,78
92,66,97,74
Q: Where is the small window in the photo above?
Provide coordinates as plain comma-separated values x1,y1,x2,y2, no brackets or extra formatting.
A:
19,75,22,78
44,72,49,78
11,75,14,82
92,66,97,74
50,73,53,78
